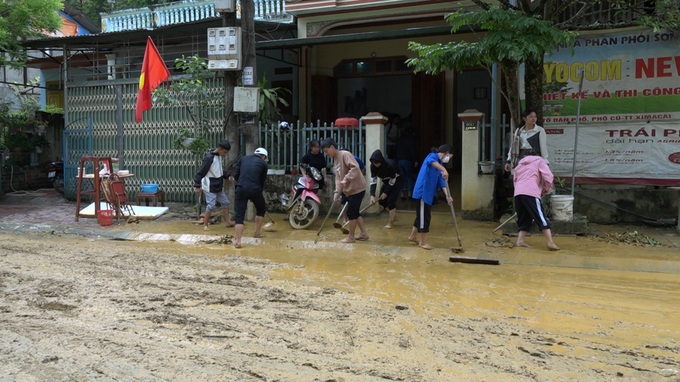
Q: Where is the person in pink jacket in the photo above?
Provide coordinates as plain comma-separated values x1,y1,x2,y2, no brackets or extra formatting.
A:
513,154,559,251
321,138,369,243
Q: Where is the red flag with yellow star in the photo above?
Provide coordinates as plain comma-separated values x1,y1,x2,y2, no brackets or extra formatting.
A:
135,37,170,123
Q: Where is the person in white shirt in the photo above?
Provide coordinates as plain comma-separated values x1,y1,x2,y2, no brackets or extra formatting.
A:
504,108,549,171
193,140,235,231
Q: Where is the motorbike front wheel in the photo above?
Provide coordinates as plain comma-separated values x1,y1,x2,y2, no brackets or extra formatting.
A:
288,198,320,230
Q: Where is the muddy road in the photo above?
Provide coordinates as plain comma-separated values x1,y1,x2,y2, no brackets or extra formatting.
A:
1,227,679,381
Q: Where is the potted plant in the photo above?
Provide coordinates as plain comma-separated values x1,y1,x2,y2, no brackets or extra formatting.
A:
258,73,291,127
478,160,495,174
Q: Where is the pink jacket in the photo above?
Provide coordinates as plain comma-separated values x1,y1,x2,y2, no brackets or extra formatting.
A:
513,156,553,198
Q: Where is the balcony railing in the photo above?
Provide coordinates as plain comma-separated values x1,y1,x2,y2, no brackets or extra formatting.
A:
100,0,291,33
557,0,652,28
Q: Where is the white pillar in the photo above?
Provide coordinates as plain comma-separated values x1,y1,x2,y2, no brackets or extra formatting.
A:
361,112,388,210
458,109,494,212
362,112,387,162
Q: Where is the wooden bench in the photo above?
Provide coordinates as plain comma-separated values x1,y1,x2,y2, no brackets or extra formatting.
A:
135,190,165,207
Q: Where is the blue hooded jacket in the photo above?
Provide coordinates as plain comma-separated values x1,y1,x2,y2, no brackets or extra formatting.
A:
412,152,446,205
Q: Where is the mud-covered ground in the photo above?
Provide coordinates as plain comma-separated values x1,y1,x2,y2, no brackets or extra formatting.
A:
1,225,680,382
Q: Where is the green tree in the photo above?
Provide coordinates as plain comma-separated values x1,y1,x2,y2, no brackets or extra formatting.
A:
153,54,219,157
0,0,63,67
407,0,679,125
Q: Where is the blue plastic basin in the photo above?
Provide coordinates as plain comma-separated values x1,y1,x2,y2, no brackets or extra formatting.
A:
140,184,159,193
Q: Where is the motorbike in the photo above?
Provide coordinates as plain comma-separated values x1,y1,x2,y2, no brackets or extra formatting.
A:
47,161,64,194
280,163,323,229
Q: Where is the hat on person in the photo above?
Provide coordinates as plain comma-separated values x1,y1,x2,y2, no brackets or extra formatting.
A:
218,140,231,150
254,147,268,157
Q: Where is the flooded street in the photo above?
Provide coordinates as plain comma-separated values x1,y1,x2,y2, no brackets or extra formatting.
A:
2,208,679,381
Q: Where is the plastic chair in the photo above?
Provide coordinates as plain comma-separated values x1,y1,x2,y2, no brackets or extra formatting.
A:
102,174,135,219
110,174,135,217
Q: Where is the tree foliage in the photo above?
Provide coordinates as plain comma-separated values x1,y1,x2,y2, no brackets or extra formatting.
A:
0,0,63,67
258,73,290,127
408,6,575,123
407,0,680,125
154,54,219,157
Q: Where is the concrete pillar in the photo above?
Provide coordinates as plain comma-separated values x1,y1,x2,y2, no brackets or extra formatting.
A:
362,112,387,163
458,109,494,213
361,112,388,210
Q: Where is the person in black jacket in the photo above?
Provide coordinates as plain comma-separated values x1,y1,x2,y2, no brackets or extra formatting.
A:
193,140,235,231
233,147,269,248
369,149,404,229
299,139,326,190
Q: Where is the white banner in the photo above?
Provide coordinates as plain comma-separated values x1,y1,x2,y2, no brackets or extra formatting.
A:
548,122,680,185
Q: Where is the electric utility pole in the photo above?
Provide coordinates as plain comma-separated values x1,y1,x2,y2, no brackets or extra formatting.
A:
240,0,258,155
221,9,238,162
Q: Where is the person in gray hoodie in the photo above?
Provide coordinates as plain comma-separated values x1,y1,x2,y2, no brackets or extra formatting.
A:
368,149,404,228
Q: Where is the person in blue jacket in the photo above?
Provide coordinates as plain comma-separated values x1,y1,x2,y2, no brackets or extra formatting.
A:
408,144,454,250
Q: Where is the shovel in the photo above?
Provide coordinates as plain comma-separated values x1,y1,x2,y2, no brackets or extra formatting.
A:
315,200,338,244
444,187,464,253
332,202,349,229
492,212,517,233
263,212,276,230
337,200,380,234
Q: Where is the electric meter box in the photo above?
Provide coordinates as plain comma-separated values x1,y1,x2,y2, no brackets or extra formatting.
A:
208,59,241,71
214,0,235,12
207,27,241,60
234,87,260,113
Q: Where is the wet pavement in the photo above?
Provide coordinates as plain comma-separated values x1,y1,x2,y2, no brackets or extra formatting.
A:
2,188,680,274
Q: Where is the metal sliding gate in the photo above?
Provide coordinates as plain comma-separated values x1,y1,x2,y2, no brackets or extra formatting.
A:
64,79,225,203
